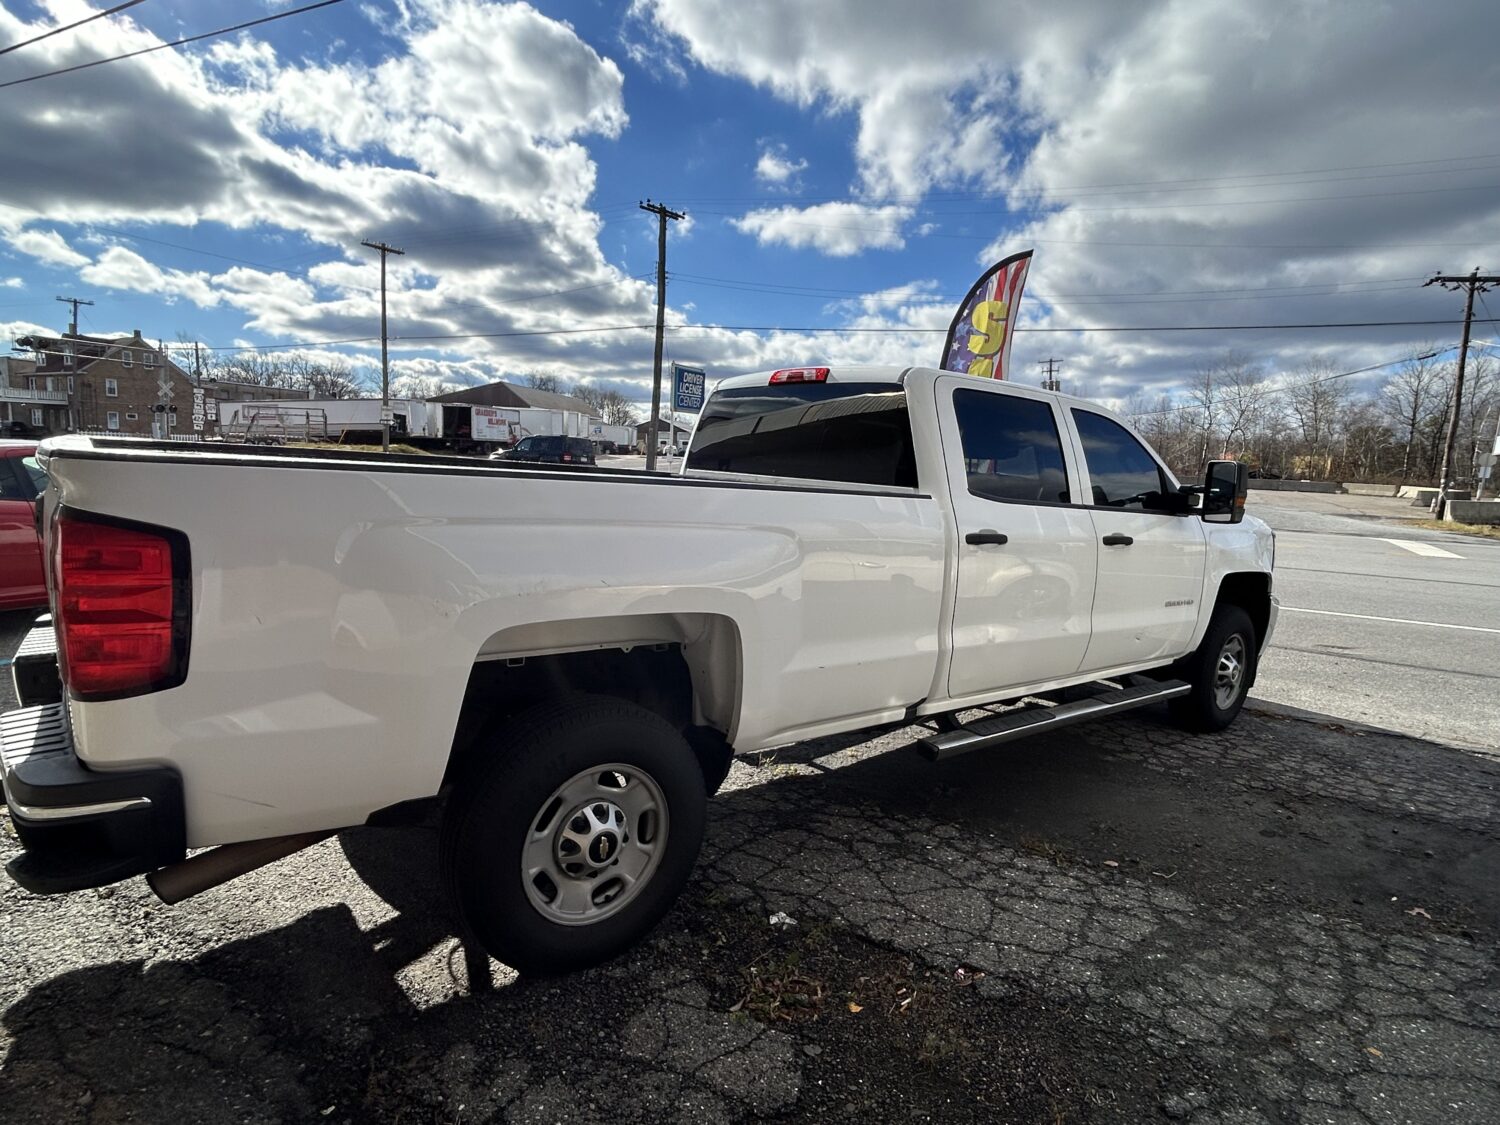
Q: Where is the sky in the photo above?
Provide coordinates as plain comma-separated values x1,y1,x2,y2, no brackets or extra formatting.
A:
1,0,1498,411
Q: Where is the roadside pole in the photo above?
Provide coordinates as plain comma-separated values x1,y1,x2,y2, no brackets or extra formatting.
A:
361,239,406,453
1424,269,1497,519
640,200,684,472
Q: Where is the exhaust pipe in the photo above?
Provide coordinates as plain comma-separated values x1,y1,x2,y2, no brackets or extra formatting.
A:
147,829,337,905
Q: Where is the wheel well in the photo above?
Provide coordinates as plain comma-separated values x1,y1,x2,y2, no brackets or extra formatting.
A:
1214,572,1272,655
445,644,733,791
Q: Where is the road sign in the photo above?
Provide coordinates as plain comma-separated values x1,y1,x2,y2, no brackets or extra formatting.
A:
191,387,206,433
157,374,174,401
672,363,705,413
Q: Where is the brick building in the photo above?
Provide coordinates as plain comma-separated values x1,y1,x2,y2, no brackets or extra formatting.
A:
14,329,310,438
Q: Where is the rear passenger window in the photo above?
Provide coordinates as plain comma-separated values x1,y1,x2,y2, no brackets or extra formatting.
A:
1071,409,1172,511
952,389,1070,504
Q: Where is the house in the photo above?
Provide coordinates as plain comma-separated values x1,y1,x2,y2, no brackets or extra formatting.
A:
635,417,693,446
430,381,597,415
0,354,68,436
14,328,310,438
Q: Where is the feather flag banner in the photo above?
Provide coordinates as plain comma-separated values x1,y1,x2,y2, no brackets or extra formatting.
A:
939,250,1033,379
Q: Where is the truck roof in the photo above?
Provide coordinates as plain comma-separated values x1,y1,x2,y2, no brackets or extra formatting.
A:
711,365,1103,410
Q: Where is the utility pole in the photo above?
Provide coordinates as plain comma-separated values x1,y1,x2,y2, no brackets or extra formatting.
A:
1037,358,1063,392
639,199,684,471
361,239,406,452
1424,269,1498,519
55,294,93,335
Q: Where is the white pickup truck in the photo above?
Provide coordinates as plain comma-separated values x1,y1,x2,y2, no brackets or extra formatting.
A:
1,365,1274,973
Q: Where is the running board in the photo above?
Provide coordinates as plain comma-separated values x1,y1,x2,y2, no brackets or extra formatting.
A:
917,680,1190,762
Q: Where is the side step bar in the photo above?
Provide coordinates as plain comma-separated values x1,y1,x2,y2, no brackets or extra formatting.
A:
917,679,1190,762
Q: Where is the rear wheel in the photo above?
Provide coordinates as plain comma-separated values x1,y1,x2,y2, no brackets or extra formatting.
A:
1169,604,1256,732
442,695,706,974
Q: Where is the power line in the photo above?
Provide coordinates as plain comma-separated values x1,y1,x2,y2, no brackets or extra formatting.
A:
0,1,148,57
1127,348,1455,418
668,273,1428,306
663,150,1500,206
670,269,1430,301
17,318,1499,363
0,0,346,91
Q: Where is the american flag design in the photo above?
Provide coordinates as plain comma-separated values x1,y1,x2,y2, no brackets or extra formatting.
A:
940,250,1033,380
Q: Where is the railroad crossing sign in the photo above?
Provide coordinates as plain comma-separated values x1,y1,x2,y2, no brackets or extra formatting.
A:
157,374,174,401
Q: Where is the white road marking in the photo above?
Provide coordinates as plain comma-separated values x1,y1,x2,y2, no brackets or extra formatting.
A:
1281,606,1500,634
1379,538,1463,559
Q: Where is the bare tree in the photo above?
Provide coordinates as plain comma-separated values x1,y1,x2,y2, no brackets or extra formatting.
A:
521,371,561,393
1379,351,1445,482
204,352,366,398
1286,359,1349,479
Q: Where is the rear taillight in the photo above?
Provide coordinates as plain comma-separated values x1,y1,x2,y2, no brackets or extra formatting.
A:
769,367,829,384
55,512,189,701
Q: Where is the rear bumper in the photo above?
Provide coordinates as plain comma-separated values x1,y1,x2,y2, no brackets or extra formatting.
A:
1,623,185,894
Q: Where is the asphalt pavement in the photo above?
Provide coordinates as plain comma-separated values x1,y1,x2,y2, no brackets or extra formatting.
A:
1,494,1497,1124
1246,491,1500,754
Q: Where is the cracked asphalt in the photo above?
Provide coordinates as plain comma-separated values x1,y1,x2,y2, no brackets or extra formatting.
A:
2,615,1497,1123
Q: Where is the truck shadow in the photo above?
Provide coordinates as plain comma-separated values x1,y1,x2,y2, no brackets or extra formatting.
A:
1,703,1494,1121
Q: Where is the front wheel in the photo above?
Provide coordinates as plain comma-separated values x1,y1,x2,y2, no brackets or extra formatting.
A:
1169,605,1256,732
442,695,706,975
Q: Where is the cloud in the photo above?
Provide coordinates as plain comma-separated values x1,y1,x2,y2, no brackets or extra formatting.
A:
0,1,648,364
754,142,807,188
641,0,1500,397
6,229,90,269
1,277,22,289
732,203,913,256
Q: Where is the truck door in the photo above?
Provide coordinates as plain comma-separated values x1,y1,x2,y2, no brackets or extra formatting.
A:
1065,407,1207,672
937,377,1097,699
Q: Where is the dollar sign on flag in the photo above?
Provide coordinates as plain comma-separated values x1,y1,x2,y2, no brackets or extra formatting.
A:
965,300,1009,378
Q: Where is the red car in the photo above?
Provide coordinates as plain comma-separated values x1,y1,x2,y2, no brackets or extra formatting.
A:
0,442,47,610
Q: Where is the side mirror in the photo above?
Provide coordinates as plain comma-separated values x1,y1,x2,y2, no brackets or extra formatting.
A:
1202,460,1248,523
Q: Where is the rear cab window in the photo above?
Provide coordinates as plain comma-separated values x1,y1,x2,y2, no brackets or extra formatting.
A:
686,381,917,488
952,389,1071,504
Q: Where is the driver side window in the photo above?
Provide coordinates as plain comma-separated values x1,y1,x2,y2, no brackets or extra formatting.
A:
1071,409,1171,512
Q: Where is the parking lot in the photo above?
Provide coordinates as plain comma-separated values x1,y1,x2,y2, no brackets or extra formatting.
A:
3,545,1498,1124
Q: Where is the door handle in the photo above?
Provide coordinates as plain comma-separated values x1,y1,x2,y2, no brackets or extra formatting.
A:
965,529,1009,546
1101,533,1134,546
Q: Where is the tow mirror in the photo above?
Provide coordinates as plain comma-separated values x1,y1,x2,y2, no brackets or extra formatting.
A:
1202,460,1248,523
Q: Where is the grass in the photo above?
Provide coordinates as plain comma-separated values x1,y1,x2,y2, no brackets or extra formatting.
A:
1405,518,1500,540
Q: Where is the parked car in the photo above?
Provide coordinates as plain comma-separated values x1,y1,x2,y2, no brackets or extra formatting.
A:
490,435,596,466
2,366,1273,975
0,441,46,610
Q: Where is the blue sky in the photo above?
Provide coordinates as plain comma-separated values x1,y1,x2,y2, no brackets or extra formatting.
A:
1,0,1498,410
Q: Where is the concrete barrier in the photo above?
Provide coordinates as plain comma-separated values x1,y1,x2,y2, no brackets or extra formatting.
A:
1410,488,1471,507
1445,499,1500,525
1343,483,1400,497
1246,479,1342,493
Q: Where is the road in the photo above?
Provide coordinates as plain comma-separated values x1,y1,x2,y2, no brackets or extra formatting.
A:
1246,491,1500,754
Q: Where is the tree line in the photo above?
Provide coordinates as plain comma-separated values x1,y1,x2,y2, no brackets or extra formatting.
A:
519,372,640,426
196,351,367,399
1127,349,1498,485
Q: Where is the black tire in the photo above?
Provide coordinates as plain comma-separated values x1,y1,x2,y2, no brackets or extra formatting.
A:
442,694,706,975
1169,604,1256,732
